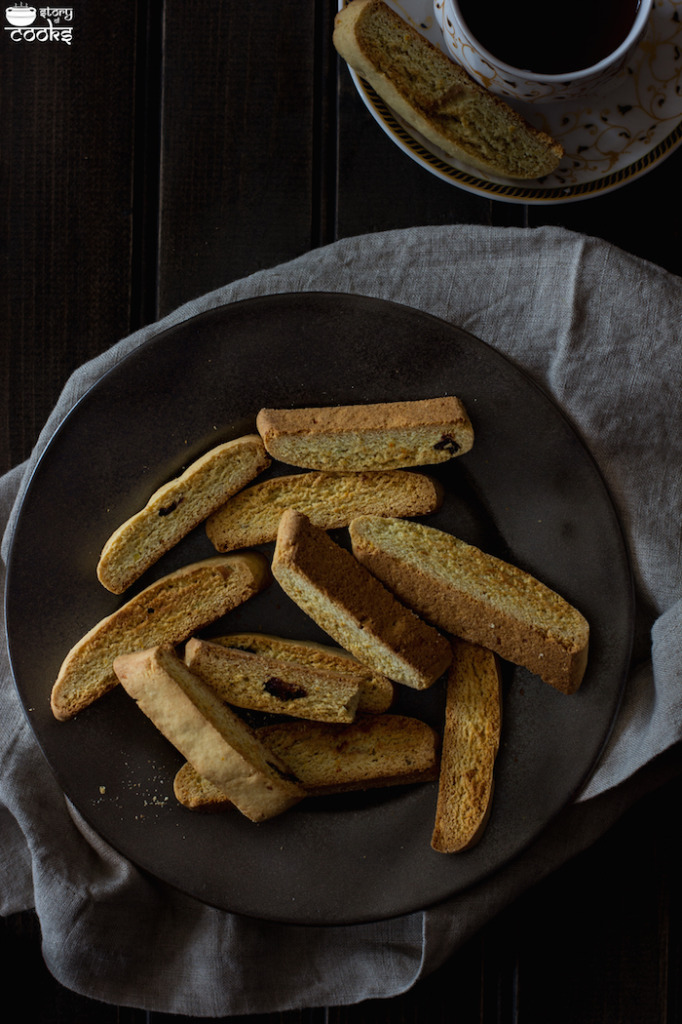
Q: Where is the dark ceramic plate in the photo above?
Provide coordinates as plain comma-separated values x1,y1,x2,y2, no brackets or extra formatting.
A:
4,292,633,925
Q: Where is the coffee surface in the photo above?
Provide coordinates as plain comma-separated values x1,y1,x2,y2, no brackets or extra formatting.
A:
457,0,641,75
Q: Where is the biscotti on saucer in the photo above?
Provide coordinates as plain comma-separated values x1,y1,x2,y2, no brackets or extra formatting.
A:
184,638,362,723
431,640,502,853
271,509,452,689
114,645,305,822
205,469,443,551
255,396,473,471
349,516,589,694
333,0,563,180
50,553,271,720
173,713,440,808
209,632,395,713
97,434,271,594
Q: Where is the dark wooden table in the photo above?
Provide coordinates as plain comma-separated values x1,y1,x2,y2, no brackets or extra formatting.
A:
3,3,682,1021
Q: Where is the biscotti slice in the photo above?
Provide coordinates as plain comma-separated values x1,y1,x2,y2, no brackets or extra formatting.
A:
256,396,473,471
114,645,304,822
349,516,589,694
184,638,361,723
97,434,271,594
173,713,440,808
51,553,270,720
333,0,563,180
205,469,443,551
431,640,502,853
210,632,395,713
271,509,452,689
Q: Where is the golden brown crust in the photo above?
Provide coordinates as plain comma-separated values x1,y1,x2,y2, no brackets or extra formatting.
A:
205,469,443,551
114,645,304,822
257,396,470,435
431,640,502,853
173,713,441,808
349,516,589,694
50,553,271,720
256,396,474,471
272,509,453,689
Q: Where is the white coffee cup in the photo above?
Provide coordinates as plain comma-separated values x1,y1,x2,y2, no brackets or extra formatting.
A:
434,0,654,103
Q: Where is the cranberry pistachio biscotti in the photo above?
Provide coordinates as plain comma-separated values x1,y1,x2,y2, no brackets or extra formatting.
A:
51,553,270,720
174,713,440,808
256,396,474,471
333,0,563,180
114,645,304,822
431,640,502,853
209,632,395,713
272,509,453,689
98,434,270,594
206,468,443,551
349,516,589,694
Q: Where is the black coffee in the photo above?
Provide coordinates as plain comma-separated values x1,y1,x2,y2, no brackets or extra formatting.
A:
456,0,642,75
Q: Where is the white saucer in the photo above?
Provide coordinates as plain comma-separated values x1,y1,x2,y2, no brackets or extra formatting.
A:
342,0,682,204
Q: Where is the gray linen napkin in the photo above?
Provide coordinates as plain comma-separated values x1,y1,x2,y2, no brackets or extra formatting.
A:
1,224,680,1015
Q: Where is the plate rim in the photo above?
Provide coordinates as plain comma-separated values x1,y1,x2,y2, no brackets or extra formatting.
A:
3,290,635,924
342,0,682,204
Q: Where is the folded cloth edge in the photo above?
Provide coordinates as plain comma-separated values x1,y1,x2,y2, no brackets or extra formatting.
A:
2,223,681,1015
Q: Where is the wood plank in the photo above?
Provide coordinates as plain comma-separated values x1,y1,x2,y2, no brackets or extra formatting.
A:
157,3,326,315
0,3,146,473
335,66,526,236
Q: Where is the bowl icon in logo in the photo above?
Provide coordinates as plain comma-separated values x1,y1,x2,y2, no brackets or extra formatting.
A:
6,5,37,25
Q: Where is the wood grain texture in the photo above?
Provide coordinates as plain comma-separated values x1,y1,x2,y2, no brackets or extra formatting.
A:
157,3,330,314
1,4,144,472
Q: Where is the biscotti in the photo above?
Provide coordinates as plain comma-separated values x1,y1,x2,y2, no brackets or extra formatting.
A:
255,396,473,471
205,469,443,551
50,553,270,720
333,0,563,180
97,434,271,594
210,632,395,713
184,638,362,723
173,713,441,808
114,645,305,822
349,516,589,694
431,640,502,853
271,509,452,689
